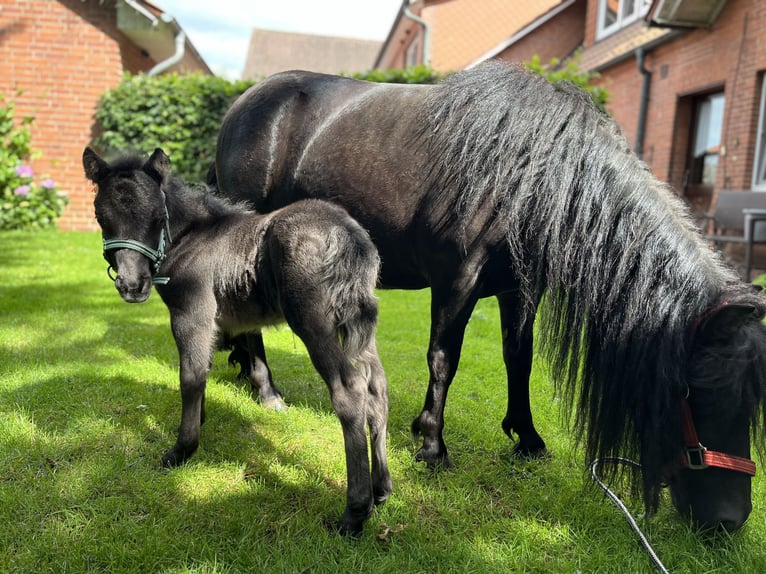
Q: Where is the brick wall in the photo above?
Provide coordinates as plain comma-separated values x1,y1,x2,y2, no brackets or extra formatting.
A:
591,0,766,200
495,0,586,67
0,0,155,231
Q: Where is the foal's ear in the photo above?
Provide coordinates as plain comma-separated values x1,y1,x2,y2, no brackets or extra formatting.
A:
82,147,109,183
145,148,171,183
698,302,766,340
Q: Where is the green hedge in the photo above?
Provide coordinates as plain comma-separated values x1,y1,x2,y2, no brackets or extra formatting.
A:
92,60,604,185
94,74,254,183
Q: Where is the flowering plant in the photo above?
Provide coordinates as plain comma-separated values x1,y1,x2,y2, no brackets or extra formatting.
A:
1,96,68,230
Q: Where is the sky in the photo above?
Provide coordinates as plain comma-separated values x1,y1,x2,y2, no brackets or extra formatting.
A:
155,0,404,79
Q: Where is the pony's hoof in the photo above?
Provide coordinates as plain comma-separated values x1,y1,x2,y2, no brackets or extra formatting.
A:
161,446,195,468
374,484,393,506
512,436,547,459
261,396,288,412
326,516,364,538
415,447,453,470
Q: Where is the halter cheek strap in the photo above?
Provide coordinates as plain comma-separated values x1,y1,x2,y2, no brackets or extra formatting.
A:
682,301,757,476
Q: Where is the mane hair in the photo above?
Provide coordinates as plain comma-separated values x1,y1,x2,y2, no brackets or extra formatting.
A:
104,150,249,222
422,60,766,509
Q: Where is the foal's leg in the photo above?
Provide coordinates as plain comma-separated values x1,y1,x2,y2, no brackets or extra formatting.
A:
241,332,287,411
162,308,216,468
296,322,376,536
497,292,546,456
364,341,393,506
411,275,480,468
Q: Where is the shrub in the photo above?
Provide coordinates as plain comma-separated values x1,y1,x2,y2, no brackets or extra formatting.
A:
93,73,254,183
350,64,445,84
525,52,610,112
0,96,68,230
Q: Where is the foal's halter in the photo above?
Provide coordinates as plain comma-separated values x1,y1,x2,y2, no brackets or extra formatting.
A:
102,189,172,286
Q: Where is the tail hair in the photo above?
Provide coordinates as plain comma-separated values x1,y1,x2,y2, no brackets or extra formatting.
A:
322,224,381,360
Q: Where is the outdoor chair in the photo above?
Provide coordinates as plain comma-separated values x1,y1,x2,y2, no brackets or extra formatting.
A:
700,190,766,281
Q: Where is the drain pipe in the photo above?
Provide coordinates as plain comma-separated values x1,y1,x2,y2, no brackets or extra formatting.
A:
148,14,186,76
403,1,430,65
635,47,651,159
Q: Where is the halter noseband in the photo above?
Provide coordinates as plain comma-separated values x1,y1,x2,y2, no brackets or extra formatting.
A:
102,189,172,286
682,302,757,476
680,397,756,475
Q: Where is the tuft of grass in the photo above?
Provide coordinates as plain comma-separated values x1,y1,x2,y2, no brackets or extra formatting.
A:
1,230,765,573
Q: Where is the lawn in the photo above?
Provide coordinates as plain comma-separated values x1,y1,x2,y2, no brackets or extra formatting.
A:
1,230,764,573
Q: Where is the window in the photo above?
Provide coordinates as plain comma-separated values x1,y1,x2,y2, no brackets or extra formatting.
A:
597,0,651,39
405,36,421,67
753,78,766,190
690,92,725,187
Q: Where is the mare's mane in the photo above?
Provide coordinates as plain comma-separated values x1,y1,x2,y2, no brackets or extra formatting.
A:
421,61,766,508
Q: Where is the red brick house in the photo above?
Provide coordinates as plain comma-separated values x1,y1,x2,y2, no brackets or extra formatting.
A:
375,0,563,72
0,0,210,231
379,0,766,218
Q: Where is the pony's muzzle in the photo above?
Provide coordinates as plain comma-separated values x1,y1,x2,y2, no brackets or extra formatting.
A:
114,272,152,303
670,471,752,532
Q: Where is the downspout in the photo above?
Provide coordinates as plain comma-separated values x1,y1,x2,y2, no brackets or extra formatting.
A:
635,47,652,159
148,14,186,76
403,1,430,65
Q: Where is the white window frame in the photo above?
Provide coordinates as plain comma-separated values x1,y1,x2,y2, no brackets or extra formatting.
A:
405,35,421,68
596,0,651,40
753,78,766,191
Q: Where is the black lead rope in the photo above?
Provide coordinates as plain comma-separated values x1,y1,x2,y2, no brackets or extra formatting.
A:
589,457,670,574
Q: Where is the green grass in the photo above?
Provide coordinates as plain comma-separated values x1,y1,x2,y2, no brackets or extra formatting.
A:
1,230,765,573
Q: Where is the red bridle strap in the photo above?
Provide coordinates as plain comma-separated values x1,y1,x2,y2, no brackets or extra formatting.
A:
681,398,756,476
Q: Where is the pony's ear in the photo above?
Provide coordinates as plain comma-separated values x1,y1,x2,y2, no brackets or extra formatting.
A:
145,148,171,183
82,147,108,183
699,302,765,340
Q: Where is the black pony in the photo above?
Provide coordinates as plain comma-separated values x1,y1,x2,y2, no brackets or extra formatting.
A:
213,61,766,531
82,147,392,535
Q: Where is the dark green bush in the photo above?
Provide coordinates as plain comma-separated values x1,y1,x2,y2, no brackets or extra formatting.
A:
94,73,254,183
350,64,445,84
525,52,610,112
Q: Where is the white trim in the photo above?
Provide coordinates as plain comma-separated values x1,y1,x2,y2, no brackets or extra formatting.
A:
752,79,766,191
596,0,651,41
466,0,577,69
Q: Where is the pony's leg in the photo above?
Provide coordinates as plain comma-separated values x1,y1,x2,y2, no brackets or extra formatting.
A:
364,342,393,506
297,324,375,536
497,292,546,456
162,309,216,468
412,278,479,468
242,332,287,411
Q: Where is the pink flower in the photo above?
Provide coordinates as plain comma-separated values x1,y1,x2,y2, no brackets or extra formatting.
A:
15,165,33,178
14,185,30,196
41,178,55,189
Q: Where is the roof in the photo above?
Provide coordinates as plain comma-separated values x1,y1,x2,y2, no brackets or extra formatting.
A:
578,20,678,72
375,0,564,71
242,29,382,79
120,0,212,75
